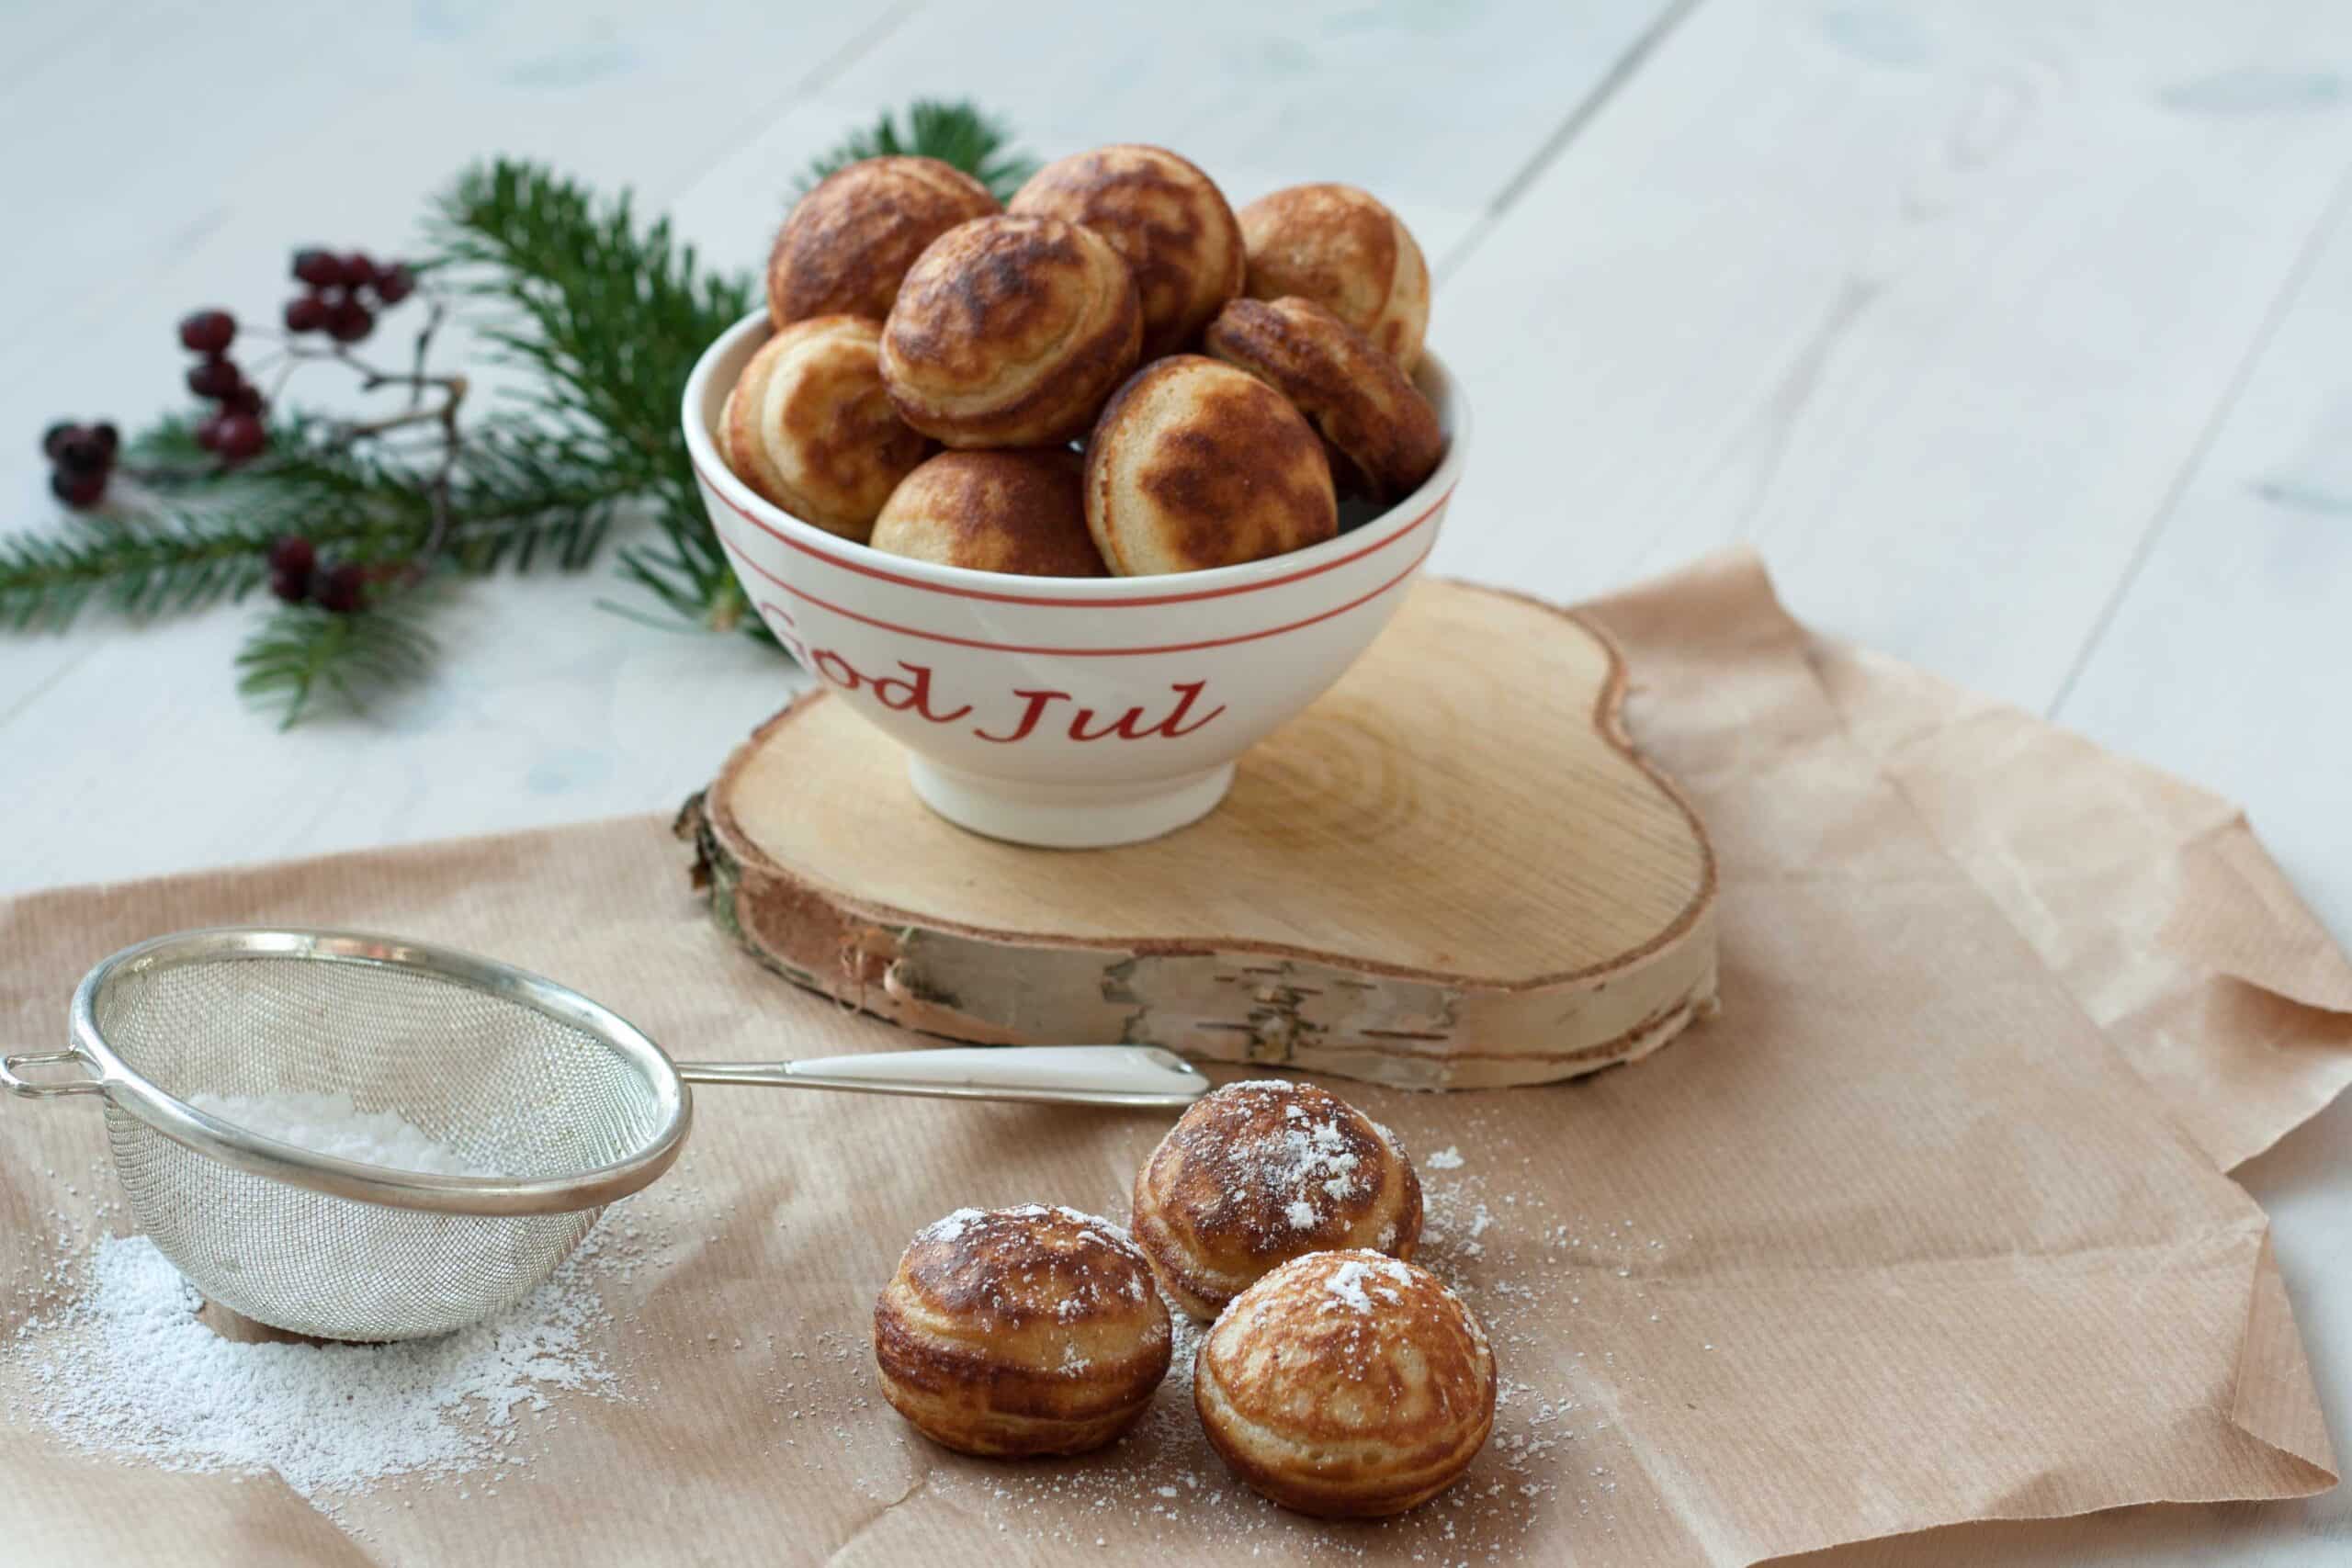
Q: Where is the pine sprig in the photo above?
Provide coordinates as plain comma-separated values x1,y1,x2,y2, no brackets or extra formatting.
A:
2,511,266,630
799,99,1038,201
427,160,756,633
6,101,1030,726
235,587,438,728
1,415,621,632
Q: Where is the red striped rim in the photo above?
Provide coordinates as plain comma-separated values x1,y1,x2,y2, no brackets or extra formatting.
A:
693,450,1452,606
727,527,1434,657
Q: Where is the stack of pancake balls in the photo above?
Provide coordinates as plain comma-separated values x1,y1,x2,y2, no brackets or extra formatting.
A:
718,145,1447,576
873,1079,1497,1518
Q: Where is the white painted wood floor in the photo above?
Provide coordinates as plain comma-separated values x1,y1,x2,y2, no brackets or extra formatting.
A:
4,2,2347,1561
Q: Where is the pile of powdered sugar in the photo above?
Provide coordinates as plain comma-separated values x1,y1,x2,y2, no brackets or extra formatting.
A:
7,1091,673,1511
13,1227,623,1504
187,1089,492,1176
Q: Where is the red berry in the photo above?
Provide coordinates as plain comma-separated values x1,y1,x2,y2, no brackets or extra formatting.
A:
268,566,311,604
55,432,107,475
220,384,266,416
327,299,374,343
91,422,119,456
194,415,226,453
178,310,235,355
187,356,243,400
341,251,378,288
213,412,266,462
283,294,330,333
313,561,367,614
292,248,342,288
41,421,78,458
372,264,415,304
51,468,105,508
266,536,316,577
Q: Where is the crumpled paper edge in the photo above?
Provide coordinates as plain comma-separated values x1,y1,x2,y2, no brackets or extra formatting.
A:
1589,548,2345,1563
1797,601,2352,1172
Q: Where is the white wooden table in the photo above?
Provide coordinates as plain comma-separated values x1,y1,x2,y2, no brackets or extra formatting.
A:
6,2,2347,1561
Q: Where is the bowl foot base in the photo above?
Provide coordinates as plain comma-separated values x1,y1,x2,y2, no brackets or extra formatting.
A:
906,759,1236,849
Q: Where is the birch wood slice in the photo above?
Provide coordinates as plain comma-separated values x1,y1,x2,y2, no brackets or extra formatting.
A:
680,579,1718,1089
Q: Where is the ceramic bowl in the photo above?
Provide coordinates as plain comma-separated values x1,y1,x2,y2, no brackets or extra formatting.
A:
682,309,1466,848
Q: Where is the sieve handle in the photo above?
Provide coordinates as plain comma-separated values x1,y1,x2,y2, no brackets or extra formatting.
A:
0,1047,107,1100
677,1045,1210,1110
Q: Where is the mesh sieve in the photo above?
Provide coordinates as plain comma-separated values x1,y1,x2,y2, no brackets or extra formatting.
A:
14,930,690,1341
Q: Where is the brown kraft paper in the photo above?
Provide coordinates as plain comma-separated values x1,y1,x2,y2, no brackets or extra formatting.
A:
1,549,2346,1565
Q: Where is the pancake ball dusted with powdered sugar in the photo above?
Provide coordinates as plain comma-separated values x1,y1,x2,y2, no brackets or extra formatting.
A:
1129,1079,1422,1320
873,1204,1171,1457
1195,1249,1496,1517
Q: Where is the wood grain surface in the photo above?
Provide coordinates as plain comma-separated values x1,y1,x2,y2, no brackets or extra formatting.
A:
686,581,1718,1086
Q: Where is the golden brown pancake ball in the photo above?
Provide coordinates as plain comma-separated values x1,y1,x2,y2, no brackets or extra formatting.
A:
873,1205,1171,1457
869,449,1106,576
1237,183,1430,371
1204,295,1444,503
766,156,999,328
879,215,1143,447
1130,1078,1421,1320
1195,1250,1496,1517
1083,356,1336,576
718,315,929,539
1010,144,1245,358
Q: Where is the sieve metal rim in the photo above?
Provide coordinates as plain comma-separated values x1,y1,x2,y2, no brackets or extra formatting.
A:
62,927,693,1217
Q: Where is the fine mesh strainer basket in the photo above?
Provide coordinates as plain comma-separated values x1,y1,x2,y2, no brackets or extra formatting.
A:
4,927,1206,1343
7,929,689,1341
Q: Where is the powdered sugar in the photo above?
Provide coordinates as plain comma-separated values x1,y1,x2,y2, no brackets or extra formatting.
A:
1264,1118,1361,1205
1212,1085,1372,1230
904,1204,1159,1333
187,1090,492,1177
12,1226,628,1504
1320,1255,1412,1314
920,1204,1140,1260
1,1144,708,1525
916,1207,984,1245
1427,1145,1466,1170
1041,1203,1137,1250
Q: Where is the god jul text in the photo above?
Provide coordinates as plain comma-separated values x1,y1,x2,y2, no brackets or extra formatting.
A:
787,639,1226,744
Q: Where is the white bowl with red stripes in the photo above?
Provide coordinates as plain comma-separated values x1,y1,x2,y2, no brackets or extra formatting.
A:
683,310,1466,848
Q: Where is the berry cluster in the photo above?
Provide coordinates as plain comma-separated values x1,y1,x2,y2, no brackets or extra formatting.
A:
40,242,435,617
40,421,121,509
282,249,413,344
176,309,268,463
266,535,370,615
